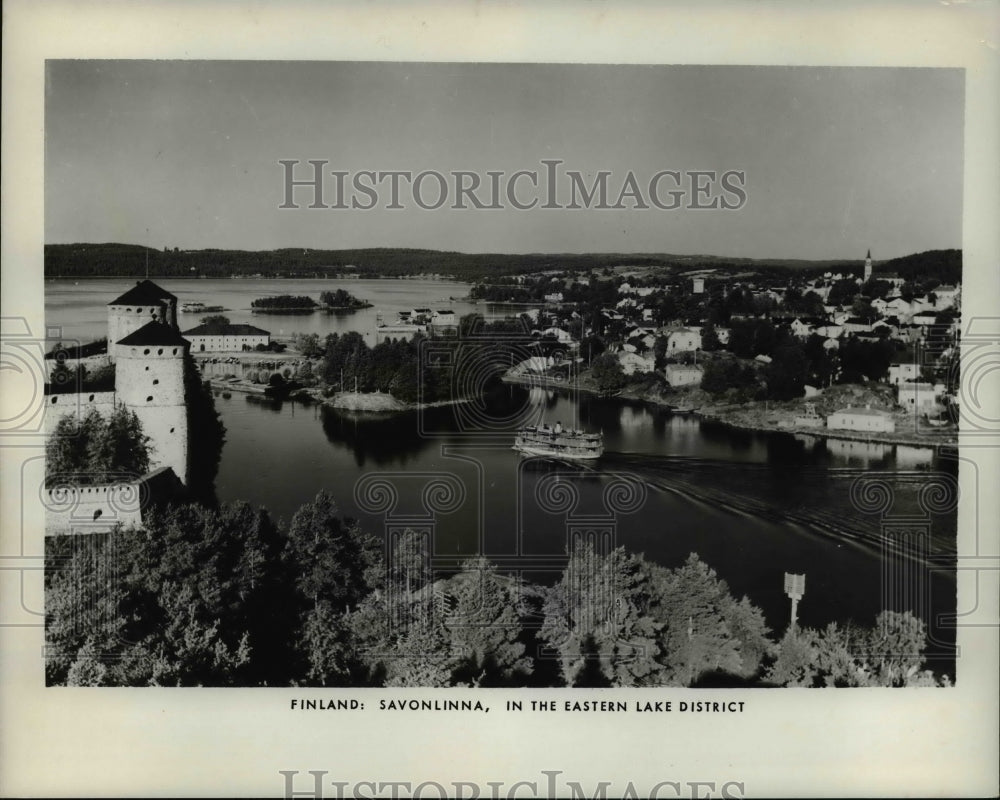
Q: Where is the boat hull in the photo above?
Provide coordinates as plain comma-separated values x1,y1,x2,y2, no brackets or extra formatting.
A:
512,444,602,460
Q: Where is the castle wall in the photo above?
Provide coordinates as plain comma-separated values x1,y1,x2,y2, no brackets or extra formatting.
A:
114,344,189,484
44,391,118,434
43,480,145,535
44,466,183,536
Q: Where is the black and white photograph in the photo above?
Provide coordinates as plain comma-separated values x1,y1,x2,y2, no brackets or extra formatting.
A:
41,60,965,691
2,2,998,798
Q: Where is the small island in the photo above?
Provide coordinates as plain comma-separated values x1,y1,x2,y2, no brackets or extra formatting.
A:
250,295,317,314
319,288,373,311
250,290,372,314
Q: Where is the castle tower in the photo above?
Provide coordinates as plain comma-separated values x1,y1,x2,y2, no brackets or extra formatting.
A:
113,321,190,484
107,280,179,361
864,249,873,283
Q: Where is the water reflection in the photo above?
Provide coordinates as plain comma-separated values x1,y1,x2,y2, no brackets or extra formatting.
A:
212,382,956,669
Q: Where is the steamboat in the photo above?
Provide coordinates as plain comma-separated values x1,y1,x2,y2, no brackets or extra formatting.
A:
513,420,604,460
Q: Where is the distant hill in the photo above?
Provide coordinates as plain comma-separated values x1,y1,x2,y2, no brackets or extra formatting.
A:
43,243,960,284
875,249,962,285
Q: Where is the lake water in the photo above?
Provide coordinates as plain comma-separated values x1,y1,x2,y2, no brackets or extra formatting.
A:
45,277,481,344
47,278,958,672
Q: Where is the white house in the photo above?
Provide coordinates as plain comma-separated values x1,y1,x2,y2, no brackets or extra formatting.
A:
827,407,896,433
790,318,815,339
815,324,844,339
182,322,270,352
431,309,457,326
663,327,702,353
884,298,913,320
618,351,656,375
888,363,921,386
664,363,704,387
933,284,960,309
897,381,938,412
543,292,564,304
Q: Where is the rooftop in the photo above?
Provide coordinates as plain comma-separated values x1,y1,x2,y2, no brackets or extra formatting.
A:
108,280,177,306
116,320,190,348
832,406,892,417
182,323,271,337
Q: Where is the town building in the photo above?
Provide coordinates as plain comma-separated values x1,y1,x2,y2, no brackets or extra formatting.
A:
897,381,938,412
827,406,896,433
662,327,702,353
182,322,271,352
888,362,921,386
617,351,656,375
664,363,704,387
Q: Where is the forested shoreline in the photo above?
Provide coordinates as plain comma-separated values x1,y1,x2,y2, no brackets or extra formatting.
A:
45,490,946,688
44,242,961,284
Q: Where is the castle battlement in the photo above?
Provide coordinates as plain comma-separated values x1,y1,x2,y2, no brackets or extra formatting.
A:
44,466,184,536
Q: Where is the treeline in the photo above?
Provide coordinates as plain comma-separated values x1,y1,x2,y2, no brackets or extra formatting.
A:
293,315,530,404
47,243,946,283
251,295,316,309
878,249,962,286
45,491,946,687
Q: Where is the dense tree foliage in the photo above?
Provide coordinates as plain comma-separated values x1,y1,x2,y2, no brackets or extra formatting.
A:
46,406,151,484
319,289,371,309
46,493,944,687
766,611,942,687
251,295,316,309
539,547,772,687
590,352,627,395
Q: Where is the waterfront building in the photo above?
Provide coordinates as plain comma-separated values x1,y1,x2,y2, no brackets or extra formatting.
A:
182,321,271,352
827,406,896,433
617,351,655,375
664,363,704,387
897,381,938,412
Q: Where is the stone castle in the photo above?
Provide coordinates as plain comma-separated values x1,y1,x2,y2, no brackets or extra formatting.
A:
46,281,193,532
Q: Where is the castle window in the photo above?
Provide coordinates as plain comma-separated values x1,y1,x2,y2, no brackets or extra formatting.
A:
137,308,142,314
153,379,159,385
157,349,163,355
145,366,149,371
51,396,58,404
146,396,153,402
93,509,103,521
126,307,132,312
170,427,175,433
144,349,150,355
172,348,178,355
88,394,94,402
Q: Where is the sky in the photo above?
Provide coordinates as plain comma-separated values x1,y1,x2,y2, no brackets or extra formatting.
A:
44,61,964,260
